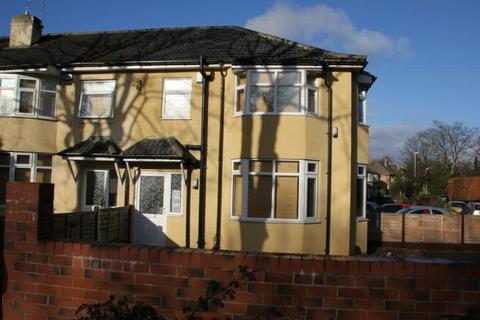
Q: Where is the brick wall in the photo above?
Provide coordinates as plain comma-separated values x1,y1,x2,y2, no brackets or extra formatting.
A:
2,182,480,320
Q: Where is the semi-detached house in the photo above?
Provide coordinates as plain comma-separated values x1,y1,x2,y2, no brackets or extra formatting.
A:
0,14,375,256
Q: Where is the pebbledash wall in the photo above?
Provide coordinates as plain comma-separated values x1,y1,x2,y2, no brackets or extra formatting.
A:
2,182,480,320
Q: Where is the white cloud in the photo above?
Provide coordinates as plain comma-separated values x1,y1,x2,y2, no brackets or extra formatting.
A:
245,2,411,57
370,124,422,161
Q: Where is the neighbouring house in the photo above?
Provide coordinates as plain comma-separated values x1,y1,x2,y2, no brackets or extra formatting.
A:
448,176,480,202
0,14,375,255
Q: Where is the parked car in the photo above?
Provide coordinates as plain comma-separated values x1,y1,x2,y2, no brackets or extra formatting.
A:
448,201,471,214
367,201,379,215
377,203,411,214
397,206,448,215
466,202,480,215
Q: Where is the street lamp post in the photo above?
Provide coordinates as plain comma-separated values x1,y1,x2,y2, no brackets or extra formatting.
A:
413,152,419,201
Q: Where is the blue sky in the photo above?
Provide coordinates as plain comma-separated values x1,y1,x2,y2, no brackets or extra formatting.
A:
1,0,479,160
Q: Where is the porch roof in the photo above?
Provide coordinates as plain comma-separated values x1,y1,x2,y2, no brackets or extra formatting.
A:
57,136,121,159
121,137,199,166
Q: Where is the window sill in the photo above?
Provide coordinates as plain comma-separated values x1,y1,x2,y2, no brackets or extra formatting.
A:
356,217,369,222
231,217,319,224
233,112,320,118
0,115,57,122
161,117,192,120
358,123,369,128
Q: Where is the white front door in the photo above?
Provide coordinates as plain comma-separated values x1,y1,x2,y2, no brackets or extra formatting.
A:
134,173,167,245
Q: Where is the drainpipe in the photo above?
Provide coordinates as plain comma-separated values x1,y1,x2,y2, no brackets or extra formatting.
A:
198,56,213,249
185,167,192,248
324,65,333,255
213,64,226,250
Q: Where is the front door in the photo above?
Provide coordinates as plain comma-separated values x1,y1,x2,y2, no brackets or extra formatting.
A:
134,173,167,245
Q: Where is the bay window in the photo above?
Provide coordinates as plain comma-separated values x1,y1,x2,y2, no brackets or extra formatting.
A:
0,75,57,118
0,152,53,206
232,159,318,221
78,80,116,118
235,70,318,115
356,165,367,218
358,89,367,124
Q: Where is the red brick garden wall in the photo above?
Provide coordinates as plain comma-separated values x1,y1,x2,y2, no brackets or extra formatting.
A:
2,182,480,319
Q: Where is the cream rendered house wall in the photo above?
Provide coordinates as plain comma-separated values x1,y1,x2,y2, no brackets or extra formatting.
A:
2,67,366,255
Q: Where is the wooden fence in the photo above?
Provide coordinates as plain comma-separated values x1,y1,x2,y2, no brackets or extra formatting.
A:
51,206,132,242
380,213,480,244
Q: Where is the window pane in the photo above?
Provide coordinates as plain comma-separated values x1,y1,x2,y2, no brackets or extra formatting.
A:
108,170,118,207
251,72,274,84
307,162,317,173
250,86,274,112
247,175,272,218
16,154,30,164
41,80,56,91
358,166,365,176
232,175,243,217
39,92,56,117
356,177,365,218
15,168,31,182
164,79,191,91
19,91,34,114
0,89,15,115
233,161,241,172
236,88,244,112
236,72,246,86
275,176,298,219
19,79,36,89
249,160,273,172
80,94,113,117
170,174,182,213
85,171,106,206
0,78,16,88
277,72,300,85
0,153,10,165
83,81,115,92
36,154,52,167
163,93,190,118
35,169,51,183
139,175,164,214
306,178,316,218
307,88,316,113
0,168,9,205
277,86,301,112
276,161,299,173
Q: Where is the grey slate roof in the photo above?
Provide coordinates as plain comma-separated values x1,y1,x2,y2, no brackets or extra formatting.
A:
0,26,366,69
57,136,121,158
122,137,199,166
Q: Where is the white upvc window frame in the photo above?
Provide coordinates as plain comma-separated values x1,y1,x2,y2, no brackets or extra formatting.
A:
357,164,367,219
231,159,318,223
78,80,116,119
0,74,57,119
161,78,192,120
234,69,320,116
0,152,53,206
358,89,367,125
82,169,118,211
135,171,183,216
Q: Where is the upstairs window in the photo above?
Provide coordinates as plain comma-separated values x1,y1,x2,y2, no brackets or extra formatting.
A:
162,78,192,119
235,70,319,115
358,89,367,124
0,75,57,119
78,80,116,119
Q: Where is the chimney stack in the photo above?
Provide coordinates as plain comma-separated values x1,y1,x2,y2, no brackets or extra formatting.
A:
9,14,43,48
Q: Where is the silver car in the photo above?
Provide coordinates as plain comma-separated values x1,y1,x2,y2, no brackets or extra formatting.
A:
397,206,448,215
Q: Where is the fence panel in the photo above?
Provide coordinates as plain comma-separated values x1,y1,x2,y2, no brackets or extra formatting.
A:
380,214,403,242
464,215,480,244
52,206,131,242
